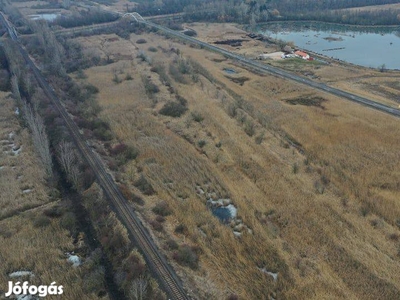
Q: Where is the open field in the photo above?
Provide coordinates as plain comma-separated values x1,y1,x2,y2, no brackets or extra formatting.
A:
189,22,400,107
0,92,106,299
338,3,400,12
72,23,400,299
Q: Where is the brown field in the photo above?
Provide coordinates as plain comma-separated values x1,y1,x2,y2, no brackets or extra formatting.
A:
72,24,400,299
0,92,104,299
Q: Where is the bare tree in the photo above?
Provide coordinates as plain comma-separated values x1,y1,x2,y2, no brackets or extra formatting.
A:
23,102,53,177
58,141,81,190
10,75,21,101
130,275,148,300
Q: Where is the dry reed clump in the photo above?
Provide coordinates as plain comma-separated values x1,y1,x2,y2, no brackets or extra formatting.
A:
0,92,49,219
74,31,400,299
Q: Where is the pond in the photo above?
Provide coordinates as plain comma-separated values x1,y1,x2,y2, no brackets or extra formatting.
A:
257,22,400,69
223,68,237,74
211,204,237,223
29,13,59,22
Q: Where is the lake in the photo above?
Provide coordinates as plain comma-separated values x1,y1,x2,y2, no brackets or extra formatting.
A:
257,22,400,70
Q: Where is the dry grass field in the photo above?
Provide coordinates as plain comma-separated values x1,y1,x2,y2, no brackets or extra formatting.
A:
0,92,105,299
72,25,400,299
338,3,400,12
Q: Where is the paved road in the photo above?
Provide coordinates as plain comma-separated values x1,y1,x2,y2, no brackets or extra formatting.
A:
137,19,400,118
0,11,190,300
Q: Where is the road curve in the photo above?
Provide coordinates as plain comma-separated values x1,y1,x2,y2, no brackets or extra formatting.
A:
0,11,190,300
138,19,400,118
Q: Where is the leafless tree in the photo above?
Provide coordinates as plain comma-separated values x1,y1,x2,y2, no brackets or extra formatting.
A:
130,275,148,300
23,102,53,177
29,20,66,76
58,141,81,190
10,75,21,101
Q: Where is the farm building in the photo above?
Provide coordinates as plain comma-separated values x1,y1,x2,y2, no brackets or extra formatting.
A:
294,50,310,60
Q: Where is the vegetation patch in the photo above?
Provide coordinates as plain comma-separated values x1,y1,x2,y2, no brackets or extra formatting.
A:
284,95,327,109
224,75,250,86
159,101,187,117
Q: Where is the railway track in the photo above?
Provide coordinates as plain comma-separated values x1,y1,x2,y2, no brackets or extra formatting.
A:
0,11,190,300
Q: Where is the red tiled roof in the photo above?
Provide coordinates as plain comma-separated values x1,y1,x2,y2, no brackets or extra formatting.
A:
295,51,308,57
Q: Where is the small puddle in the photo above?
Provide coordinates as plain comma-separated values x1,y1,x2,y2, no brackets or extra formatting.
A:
29,13,59,22
223,68,237,75
207,198,237,223
67,252,82,267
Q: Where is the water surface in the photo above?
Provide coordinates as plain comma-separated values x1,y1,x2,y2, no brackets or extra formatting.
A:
258,22,400,69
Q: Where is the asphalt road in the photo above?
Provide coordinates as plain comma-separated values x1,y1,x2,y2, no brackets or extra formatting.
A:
139,19,400,118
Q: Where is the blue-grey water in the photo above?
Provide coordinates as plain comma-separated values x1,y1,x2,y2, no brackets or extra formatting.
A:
29,13,59,22
258,22,400,69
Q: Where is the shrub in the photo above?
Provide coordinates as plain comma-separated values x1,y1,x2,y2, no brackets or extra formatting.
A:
150,219,163,232
136,38,147,44
83,268,105,293
142,76,160,95
255,132,264,144
111,143,139,164
148,46,158,52
244,120,255,136
94,128,113,141
125,146,139,160
152,201,172,217
165,239,179,250
183,29,197,37
159,101,187,118
111,143,128,156
168,23,183,31
33,215,51,228
191,111,204,122
60,211,77,233
119,183,134,202
125,73,133,80
134,174,155,195
173,245,199,270
292,163,299,174
155,215,165,223
113,74,121,84
197,140,206,148
174,224,188,235
43,206,64,218
169,64,186,84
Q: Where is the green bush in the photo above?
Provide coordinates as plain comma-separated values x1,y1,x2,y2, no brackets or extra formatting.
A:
159,101,187,118
136,38,147,44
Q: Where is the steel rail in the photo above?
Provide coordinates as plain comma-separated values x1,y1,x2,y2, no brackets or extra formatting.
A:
0,11,190,300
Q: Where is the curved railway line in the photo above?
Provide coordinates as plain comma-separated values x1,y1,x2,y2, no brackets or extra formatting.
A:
0,11,190,300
